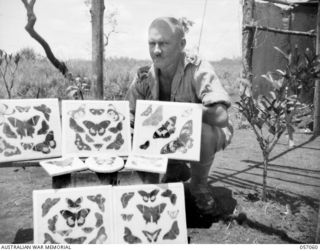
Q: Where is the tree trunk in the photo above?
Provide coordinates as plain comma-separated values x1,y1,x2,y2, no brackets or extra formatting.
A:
314,2,320,136
262,152,269,201
91,0,105,100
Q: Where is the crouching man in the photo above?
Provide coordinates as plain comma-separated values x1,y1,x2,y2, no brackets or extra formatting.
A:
126,17,233,214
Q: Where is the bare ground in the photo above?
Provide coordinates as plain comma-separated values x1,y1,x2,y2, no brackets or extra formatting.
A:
0,128,319,244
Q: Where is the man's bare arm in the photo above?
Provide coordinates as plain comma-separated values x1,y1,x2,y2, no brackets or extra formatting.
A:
202,103,229,128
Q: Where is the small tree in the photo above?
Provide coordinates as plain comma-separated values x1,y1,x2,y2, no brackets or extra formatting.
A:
0,49,21,99
237,46,320,201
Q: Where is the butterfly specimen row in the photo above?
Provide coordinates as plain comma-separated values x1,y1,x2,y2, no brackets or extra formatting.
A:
34,183,187,244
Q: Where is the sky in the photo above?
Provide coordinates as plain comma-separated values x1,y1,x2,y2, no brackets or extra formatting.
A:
0,0,242,61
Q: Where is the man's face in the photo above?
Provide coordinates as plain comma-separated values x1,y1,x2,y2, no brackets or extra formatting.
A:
148,21,184,70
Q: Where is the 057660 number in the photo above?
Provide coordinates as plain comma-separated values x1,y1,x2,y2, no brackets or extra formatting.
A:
300,245,318,250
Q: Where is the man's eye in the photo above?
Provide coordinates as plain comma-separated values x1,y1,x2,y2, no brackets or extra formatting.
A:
149,42,155,46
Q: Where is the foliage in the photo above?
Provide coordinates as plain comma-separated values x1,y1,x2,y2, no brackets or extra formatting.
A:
0,49,21,99
237,46,320,201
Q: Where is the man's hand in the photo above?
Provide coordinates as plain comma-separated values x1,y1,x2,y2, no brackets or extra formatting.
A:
202,103,229,128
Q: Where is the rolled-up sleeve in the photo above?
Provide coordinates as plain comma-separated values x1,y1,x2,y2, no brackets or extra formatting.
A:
193,60,231,108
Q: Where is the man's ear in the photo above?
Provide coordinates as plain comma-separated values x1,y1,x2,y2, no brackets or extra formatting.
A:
181,38,186,49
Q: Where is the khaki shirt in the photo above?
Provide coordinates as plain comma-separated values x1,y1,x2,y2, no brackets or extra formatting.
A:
126,53,233,148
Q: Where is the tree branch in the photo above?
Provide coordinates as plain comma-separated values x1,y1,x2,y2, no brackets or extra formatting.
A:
21,0,69,76
244,24,316,38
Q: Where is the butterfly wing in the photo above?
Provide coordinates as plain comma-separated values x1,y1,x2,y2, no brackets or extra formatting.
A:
74,133,91,151
142,106,163,126
26,115,40,137
137,204,152,224
95,212,103,228
66,197,82,208
149,203,166,224
41,198,60,217
69,118,85,133
44,233,59,244
142,229,161,243
37,120,49,135
141,105,152,116
150,189,160,202
83,120,98,136
47,215,58,233
89,226,107,244
153,116,177,138
64,237,86,244
139,140,150,149
77,208,90,226
3,123,17,138
121,192,134,208
138,190,149,203
97,120,111,136
106,133,124,150
108,121,122,134
34,104,51,121
163,221,179,240
60,210,76,228
124,227,141,244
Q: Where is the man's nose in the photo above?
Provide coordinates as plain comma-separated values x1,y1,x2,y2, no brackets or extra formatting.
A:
154,44,161,55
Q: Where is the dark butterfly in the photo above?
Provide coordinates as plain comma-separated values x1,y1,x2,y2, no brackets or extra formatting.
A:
136,203,166,224
89,226,108,244
34,104,51,121
103,135,111,142
69,117,85,133
139,140,150,150
94,143,103,150
85,134,94,143
123,227,141,244
21,142,34,150
87,194,105,212
163,221,179,240
60,208,90,228
44,233,59,244
153,116,176,139
41,198,60,217
37,120,49,135
108,122,123,134
141,104,152,116
120,192,134,208
74,133,91,151
83,120,110,136
89,108,105,115
15,106,31,113
33,131,56,154
106,133,124,150
167,210,179,219
138,189,159,203
95,212,103,228
161,189,177,205
48,215,58,233
82,227,94,233
121,214,133,221
142,229,161,243
3,123,17,138
160,120,193,154
66,197,82,208
8,115,40,138
64,236,87,244
142,106,163,126
56,229,72,237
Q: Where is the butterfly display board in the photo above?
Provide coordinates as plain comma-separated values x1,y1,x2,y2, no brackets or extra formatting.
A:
0,99,61,163
33,186,114,244
132,100,202,161
112,183,187,244
61,101,131,157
